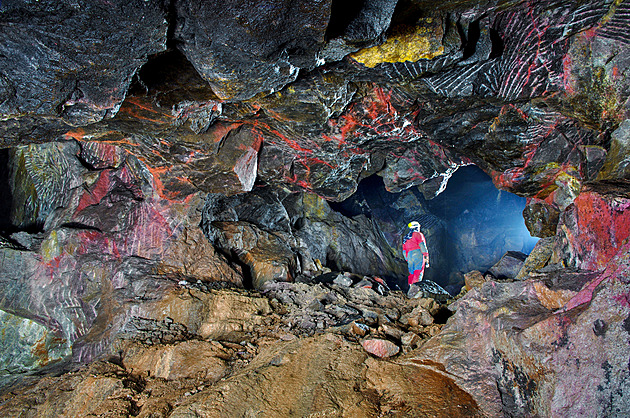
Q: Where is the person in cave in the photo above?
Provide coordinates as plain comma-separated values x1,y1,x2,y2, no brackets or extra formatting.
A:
402,221,430,297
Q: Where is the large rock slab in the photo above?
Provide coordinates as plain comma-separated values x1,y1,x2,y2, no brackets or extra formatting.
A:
557,188,630,271
598,120,630,180
413,239,630,417
120,340,230,382
0,0,167,134
168,334,480,417
514,237,555,281
487,251,527,280
173,0,333,100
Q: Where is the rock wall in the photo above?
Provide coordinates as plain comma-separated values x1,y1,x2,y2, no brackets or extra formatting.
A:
414,239,630,417
2,0,627,202
202,187,407,288
0,140,242,384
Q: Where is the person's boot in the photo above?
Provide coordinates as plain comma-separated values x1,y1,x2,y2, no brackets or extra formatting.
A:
407,283,420,298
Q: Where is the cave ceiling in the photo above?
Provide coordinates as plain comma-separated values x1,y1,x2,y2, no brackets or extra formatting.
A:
1,0,628,203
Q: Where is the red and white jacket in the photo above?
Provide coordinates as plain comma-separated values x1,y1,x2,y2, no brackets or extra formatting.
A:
402,231,428,260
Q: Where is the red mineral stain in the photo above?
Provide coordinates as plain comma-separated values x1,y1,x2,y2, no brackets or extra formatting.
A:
612,66,620,79
572,192,630,270
75,171,113,214
64,128,86,141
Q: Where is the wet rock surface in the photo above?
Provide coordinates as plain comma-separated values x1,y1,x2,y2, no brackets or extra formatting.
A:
202,187,407,288
487,250,527,280
0,0,167,134
0,0,626,202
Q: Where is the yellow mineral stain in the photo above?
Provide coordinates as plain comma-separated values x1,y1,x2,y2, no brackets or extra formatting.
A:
350,20,445,68
41,230,61,262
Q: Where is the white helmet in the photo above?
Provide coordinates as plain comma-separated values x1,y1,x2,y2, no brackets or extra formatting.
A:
408,221,421,230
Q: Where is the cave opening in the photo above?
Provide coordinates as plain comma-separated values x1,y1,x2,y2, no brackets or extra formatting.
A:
330,165,538,294
0,148,13,234
461,19,481,60
325,0,367,40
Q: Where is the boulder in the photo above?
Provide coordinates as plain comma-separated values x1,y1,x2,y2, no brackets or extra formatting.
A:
523,199,561,238
487,251,528,280
400,305,434,328
557,188,630,271
333,274,353,287
401,332,422,349
362,338,400,358
412,239,630,417
173,0,333,100
514,237,555,281
212,221,297,289
464,270,486,290
350,321,370,337
409,280,452,302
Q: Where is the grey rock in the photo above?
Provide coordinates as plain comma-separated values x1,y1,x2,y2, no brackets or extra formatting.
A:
333,274,353,287
411,281,452,302
487,251,528,280
0,310,71,384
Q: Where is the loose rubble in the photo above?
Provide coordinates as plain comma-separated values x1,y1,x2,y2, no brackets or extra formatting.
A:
0,276,464,417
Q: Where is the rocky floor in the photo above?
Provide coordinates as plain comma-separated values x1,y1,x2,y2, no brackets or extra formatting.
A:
2,246,630,418
0,278,480,417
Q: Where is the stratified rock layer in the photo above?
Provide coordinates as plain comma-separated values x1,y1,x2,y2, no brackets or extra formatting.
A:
1,0,627,202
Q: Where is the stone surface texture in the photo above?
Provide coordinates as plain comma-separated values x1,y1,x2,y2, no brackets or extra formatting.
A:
413,240,630,417
0,282,475,417
0,0,629,416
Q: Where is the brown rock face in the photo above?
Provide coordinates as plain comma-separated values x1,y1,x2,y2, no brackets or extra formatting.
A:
120,340,230,382
0,285,477,418
464,270,486,290
412,241,630,417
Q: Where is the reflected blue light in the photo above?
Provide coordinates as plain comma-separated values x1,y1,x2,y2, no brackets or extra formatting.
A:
330,165,539,292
